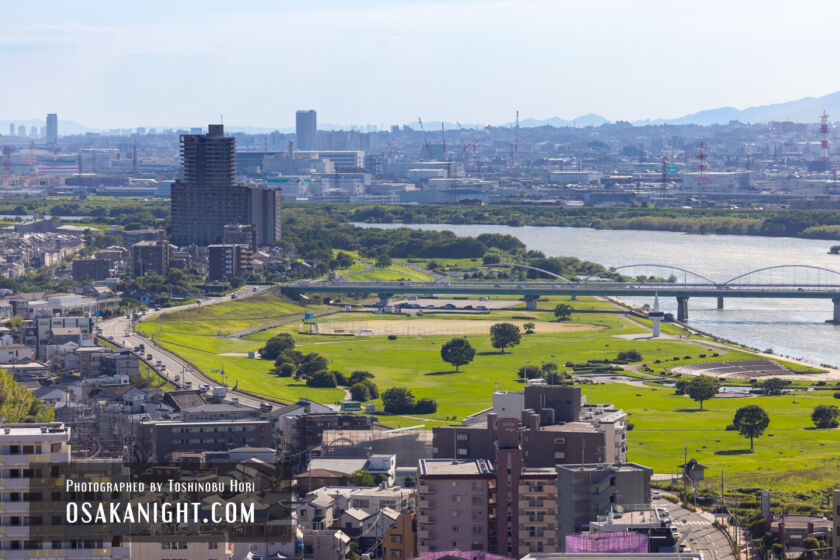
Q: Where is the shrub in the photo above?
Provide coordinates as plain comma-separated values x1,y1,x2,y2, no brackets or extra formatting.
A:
414,398,438,414
518,365,542,380
617,350,643,362
306,371,338,388
275,362,296,377
387,334,398,340
834,392,840,399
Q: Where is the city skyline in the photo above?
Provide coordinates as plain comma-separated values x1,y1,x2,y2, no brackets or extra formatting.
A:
5,0,840,129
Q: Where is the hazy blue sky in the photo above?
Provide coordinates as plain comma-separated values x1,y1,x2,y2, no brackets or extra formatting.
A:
4,0,840,128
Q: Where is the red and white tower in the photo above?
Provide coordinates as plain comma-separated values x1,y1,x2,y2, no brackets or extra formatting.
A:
820,110,831,166
697,141,709,183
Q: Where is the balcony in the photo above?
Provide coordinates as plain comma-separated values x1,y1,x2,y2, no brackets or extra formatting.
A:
418,529,434,539
418,484,432,494
418,514,435,524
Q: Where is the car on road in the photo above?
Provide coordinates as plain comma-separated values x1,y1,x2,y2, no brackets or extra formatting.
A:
124,332,131,337
147,353,153,360
252,287,258,292
656,507,669,518
231,293,238,299
106,335,115,341
260,403,272,412
196,300,202,305
156,360,163,367
652,490,661,499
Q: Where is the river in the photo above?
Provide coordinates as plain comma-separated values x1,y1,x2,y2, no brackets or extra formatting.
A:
355,223,840,368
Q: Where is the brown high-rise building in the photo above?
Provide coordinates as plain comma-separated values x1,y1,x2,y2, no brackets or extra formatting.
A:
180,123,236,187
171,124,281,246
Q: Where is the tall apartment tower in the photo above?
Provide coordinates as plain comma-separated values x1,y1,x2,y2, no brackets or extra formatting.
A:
180,123,235,187
46,113,58,144
171,124,281,246
296,110,317,151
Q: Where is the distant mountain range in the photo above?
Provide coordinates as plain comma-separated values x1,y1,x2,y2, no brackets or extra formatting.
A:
511,91,840,128
5,91,840,135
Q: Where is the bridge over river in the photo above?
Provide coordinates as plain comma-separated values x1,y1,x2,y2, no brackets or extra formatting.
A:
283,264,840,323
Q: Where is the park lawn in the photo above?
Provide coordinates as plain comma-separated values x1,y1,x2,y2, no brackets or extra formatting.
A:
346,268,427,282
293,333,728,421
155,339,345,404
137,294,323,336
584,382,840,491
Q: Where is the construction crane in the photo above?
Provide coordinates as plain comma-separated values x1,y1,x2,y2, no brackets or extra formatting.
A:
417,117,431,160
440,123,447,159
456,122,480,176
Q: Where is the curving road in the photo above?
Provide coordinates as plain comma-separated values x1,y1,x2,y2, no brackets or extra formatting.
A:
97,285,276,409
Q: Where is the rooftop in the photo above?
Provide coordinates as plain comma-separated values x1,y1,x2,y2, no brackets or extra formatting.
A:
419,458,494,477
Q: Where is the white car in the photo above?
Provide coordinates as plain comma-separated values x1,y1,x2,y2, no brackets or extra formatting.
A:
652,490,661,499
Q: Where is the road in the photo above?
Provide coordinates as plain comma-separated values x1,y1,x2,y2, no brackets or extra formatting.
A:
97,285,274,409
654,497,738,560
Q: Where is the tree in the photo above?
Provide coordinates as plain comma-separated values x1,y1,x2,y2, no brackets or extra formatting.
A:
381,387,416,414
350,381,379,402
541,362,558,375
733,405,770,450
402,475,416,488
306,371,337,388
760,377,790,396
440,338,476,372
375,253,392,268
686,375,720,410
518,365,541,380
414,398,438,413
297,353,329,378
523,322,535,334
490,323,521,353
260,334,295,361
553,304,573,321
811,404,840,429
350,469,373,487
617,350,643,362
273,362,296,378
544,372,565,385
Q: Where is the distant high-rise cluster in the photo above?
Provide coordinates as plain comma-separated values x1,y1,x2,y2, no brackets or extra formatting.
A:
296,109,317,150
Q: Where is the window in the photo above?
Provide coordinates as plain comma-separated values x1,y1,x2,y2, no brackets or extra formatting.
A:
392,551,402,558
472,526,482,535
391,535,402,543
472,511,482,520
208,543,218,550
452,510,461,518
472,497,482,505
451,481,459,487
471,481,482,490
554,451,566,459
554,437,565,445
456,434,468,441
457,448,468,456
452,526,461,533
452,496,461,503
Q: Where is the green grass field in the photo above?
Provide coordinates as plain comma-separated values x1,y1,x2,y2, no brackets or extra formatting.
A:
585,382,840,491
136,293,840,490
137,293,326,337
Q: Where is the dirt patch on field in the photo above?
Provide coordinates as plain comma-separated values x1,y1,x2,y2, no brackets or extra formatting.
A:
305,319,602,336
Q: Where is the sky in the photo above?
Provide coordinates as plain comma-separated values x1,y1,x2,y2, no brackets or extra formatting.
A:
4,0,840,129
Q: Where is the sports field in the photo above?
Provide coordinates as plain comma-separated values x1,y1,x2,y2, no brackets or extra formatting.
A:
308,317,601,336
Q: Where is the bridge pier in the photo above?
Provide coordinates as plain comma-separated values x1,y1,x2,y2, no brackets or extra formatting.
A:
377,293,393,308
524,295,540,311
828,297,840,325
676,296,689,322
570,294,577,301
716,297,724,310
